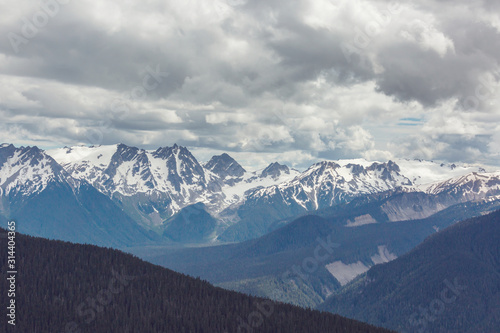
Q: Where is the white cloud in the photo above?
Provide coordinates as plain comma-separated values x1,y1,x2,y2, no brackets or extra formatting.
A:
205,112,253,124
399,19,455,57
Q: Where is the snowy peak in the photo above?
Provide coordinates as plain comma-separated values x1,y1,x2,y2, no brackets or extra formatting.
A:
50,143,211,198
152,144,181,159
260,162,291,179
365,161,410,184
113,143,144,162
0,144,75,197
152,144,207,192
204,153,246,180
47,143,225,225
0,144,17,169
367,160,399,177
50,145,117,167
103,144,156,193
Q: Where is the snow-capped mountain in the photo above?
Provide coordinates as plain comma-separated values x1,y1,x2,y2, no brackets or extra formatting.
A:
393,158,488,186
217,160,499,242
218,162,301,207
242,161,411,212
328,158,488,187
0,143,77,198
260,162,293,179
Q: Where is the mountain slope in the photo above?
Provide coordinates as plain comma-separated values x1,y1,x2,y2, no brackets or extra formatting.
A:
163,202,218,243
0,229,394,333
142,196,500,308
425,171,500,199
318,209,500,333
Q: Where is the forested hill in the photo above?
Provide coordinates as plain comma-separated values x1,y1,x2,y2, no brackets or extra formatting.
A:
319,209,500,333
0,228,393,333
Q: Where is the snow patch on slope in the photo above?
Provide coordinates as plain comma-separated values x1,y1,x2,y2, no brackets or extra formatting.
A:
345,214,378,227
326,245,397,286
371,245,397,265
325,261,370,286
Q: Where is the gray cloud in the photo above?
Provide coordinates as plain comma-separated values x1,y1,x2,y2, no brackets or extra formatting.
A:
1,0,499,168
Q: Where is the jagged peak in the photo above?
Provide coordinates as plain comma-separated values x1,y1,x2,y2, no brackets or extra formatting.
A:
153,144,194,160
113,144,145,163
309,160,341,170
206,152,240,165
7,145,46,160
367,160,401,173
116,143,140,151
205,153,246,178
260,162,290,178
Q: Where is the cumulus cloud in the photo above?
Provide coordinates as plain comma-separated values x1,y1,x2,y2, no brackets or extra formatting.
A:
0,0,499,168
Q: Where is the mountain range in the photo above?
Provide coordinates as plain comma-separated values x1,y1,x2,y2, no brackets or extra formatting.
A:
1,142,500,247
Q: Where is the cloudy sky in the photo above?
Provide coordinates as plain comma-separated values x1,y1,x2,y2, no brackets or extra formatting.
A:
1,0,499,169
